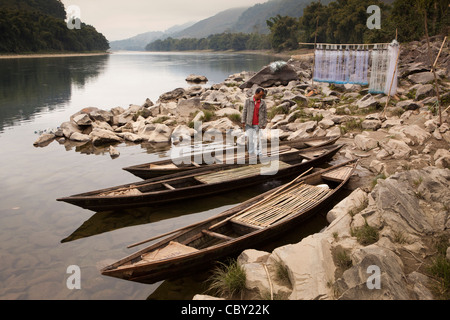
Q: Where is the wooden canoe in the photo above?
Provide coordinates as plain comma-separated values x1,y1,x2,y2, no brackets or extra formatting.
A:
57,144,344,212
100,159,358,284
123,136,340,179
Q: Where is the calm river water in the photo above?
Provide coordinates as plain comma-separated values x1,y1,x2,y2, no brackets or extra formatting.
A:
0,51,330,300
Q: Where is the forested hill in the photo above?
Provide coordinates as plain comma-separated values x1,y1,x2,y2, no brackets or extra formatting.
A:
0,0,109,53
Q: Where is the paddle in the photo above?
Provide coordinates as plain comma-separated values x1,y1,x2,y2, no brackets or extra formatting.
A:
126,167,314,249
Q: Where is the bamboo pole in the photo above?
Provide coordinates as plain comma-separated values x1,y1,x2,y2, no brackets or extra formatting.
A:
431,36,447,73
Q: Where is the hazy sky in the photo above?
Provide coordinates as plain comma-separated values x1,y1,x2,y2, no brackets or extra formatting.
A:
60,0,268,41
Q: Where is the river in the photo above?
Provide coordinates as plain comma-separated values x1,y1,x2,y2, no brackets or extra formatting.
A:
0,51,330,300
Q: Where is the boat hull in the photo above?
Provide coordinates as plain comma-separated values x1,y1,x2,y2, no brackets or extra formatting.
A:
101,160,357,284
58,144,344,211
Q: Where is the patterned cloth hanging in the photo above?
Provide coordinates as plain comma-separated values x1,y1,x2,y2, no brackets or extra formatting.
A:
369,40,399,96
313,44,370,85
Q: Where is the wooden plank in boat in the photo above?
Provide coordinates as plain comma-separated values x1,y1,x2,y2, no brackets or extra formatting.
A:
298,149,328,160
138,241,198,263
322,165,354,182
99,186,142,197
202,230,234,241
232,183,332,228
195,161,291,184
149,163,178,170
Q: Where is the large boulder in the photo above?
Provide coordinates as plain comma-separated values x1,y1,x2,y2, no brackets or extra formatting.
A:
354,132,378,151
415,84,435,101
334,244,411,300
89,128,122,146
388,125,431,146
138,123,173,144
177,98,201,119
270,233,336,300
240,61,299,89
372,167,450,235
379,139,412,159
33,133,55,147
356,94,381,110
60,121,82,139
158,88,186,103
186,74,208,83
407,72,434,84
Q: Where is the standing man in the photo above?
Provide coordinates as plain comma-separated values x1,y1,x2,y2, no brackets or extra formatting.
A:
242,87,267,157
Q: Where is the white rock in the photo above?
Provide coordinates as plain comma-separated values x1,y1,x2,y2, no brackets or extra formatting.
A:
326,188,368,224
271,233,335,300
380,139,412,159
109,145,120,158
69,132,91,142
354,132,378,151
319,118,335,129
33,133,55,146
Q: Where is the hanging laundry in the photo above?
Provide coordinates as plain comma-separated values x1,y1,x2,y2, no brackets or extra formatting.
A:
369,40,399,96
313,44,370,85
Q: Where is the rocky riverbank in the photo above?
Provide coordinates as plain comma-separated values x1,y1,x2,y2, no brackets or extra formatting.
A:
34,36,450,300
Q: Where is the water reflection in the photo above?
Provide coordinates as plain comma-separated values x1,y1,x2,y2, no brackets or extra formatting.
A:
0,55,109,132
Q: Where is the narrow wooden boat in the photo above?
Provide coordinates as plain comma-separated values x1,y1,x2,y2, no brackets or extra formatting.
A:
100,159,358,284
123,136,340,179
57,144,344,212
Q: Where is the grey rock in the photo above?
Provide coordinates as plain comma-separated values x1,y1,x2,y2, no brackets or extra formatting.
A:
69,132,91,142
335,245,411,300
240,61,299,89
158,88,186,102
90,128,122,146
407,72,435,84
72,113,92,126
186,74,208,83
90,109,113,123
415,84,435,101
33,133,55,147
361,119,382,131
356,94,381,109
396,100,420,110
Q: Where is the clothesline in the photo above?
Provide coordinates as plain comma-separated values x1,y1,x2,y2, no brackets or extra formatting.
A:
299,42,393,47
311,40,400,96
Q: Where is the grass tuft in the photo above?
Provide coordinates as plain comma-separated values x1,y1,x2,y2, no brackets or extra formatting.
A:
207,259,247,299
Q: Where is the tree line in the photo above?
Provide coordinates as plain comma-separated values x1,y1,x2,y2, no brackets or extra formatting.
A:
0,0,109,53
145,33,271,52
146,0,449,53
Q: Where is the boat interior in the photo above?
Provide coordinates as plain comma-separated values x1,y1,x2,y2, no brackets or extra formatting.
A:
125,162,355,266
102,146,340,197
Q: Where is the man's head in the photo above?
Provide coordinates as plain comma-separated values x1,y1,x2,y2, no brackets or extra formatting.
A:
254,87,266,100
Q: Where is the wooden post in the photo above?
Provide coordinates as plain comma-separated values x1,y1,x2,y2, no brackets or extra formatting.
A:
423,10,442,125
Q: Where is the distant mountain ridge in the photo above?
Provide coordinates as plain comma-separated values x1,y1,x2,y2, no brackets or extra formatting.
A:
110,22,196,51
171,7,249,39
110,0,395,51
111,0,318,51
